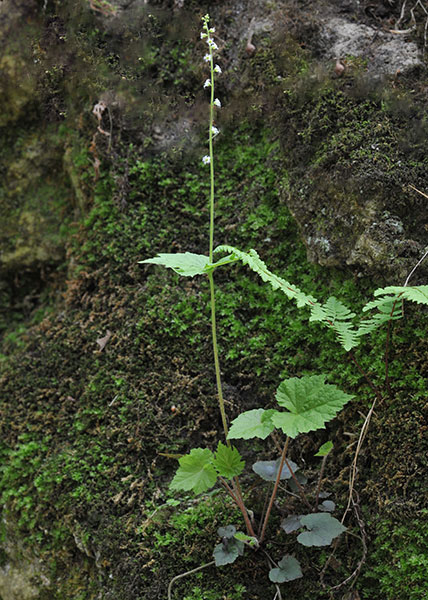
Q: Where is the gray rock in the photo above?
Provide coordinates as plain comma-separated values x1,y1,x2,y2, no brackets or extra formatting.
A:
321,17,422,76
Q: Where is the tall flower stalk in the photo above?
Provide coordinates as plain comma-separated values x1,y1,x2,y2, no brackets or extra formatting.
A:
201,16,230,445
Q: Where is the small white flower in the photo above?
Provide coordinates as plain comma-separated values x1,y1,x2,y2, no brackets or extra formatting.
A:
211,126,219,137
213,98,221,108
203,79,211,88
208,40,218,50
200,32,207,39
203,54,211,63
202,155,211,164
209,27,215,33
214,64,222,74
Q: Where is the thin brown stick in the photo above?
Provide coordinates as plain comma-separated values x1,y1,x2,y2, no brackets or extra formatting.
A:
283,457,312,510
342,397,376,525
168,561,215,600
314,453,329,510
329,493,368,591
259,437,290,543
348,351,382,400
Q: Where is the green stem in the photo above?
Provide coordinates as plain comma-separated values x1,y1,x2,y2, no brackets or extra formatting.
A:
204,22,229,445
208,272,229,443
209,55,215,262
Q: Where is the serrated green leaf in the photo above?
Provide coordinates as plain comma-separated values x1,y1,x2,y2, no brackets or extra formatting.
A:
310,296,355,322
357,296,403,338
315,441,333,457
227,408,276,440
297,513,346,547
269,555,303,583
169,448,217,494
139,252,210,277
272,375,353,439
252,459,299,481
212,442,244,480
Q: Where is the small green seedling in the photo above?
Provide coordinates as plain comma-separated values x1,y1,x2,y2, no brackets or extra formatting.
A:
141,14,428,595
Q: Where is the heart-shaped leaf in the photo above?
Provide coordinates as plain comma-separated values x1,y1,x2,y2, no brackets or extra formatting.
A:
169,448,217,494
252,459,299,481
272,375,353,439
281,515,303,534
297,513,346,547
269,555,303,583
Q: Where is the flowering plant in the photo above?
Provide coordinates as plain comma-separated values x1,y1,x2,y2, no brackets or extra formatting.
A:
141,14,428,596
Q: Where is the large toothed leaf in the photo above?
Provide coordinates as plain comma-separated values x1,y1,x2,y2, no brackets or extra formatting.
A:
269,555,303,583
169,448,217,494
227,409,276,440
297,513,346,547
212,442,244,480
139,252,210,277
271,375,353,439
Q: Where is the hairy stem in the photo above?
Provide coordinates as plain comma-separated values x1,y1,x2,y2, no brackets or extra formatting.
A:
219,477,256,538
259,436,290,543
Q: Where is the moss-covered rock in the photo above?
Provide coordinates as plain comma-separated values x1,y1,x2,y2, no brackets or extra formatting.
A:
0,0,427,598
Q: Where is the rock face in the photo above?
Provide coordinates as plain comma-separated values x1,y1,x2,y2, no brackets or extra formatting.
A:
321,17,422,76
0,0,427,599
0,515,50,600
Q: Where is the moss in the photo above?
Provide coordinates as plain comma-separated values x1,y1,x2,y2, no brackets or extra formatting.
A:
361,514,428,599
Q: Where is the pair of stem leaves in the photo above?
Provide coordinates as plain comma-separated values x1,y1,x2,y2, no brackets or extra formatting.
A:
140,247,428,352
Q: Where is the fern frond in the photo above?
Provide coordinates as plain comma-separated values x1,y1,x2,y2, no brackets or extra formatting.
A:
309,297,358,351
215,246,359,351
215,245,317,308
373,285,428,305
357,297,403,337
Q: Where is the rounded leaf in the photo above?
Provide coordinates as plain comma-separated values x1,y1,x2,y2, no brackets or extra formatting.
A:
297,513,346,547
252,459,299,482
269,555,303,583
